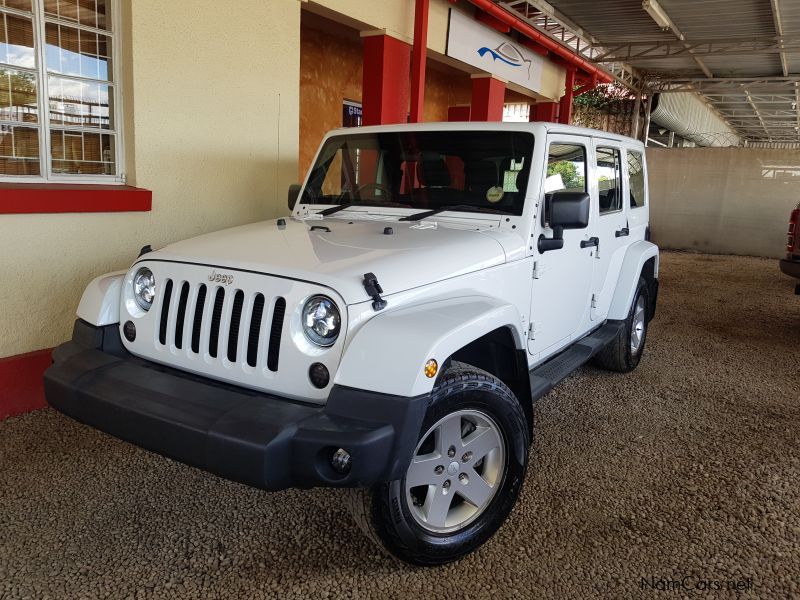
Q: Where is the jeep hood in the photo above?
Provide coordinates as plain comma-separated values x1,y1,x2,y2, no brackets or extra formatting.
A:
146,217,513,304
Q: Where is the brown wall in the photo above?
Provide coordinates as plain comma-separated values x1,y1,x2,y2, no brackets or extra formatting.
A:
423,65,472,122
299,19,363,178
423,66,533,122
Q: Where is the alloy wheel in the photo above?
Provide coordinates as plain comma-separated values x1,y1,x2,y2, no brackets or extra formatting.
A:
404,409,505,533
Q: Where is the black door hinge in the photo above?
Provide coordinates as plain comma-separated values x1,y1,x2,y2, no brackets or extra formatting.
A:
363,272,387,311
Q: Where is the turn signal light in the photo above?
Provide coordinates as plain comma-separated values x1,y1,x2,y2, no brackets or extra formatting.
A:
424,359,438,378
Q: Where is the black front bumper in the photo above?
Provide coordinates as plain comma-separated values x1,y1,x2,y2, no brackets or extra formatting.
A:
44,320,428,491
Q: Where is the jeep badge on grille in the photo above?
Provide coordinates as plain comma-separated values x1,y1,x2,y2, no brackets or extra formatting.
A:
208,270,234,285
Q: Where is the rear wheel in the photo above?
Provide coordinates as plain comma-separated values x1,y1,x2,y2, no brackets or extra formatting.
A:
345,362,529,566
594,276,649,373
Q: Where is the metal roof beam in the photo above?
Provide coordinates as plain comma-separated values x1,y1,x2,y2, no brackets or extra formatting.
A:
592,36,800,63
796,83,800,133
702,96,796,102
744,90,771,141
497,0,643,89
770,0,789,77
638,0,713,77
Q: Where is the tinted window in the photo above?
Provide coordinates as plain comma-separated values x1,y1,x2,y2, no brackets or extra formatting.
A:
596,146,623,214
546,143,586,192
302,131,535,216
627,150,646,208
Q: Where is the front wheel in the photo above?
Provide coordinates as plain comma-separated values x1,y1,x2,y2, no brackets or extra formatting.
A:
345,362,529,566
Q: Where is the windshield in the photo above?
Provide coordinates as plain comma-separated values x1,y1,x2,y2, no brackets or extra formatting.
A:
301,130,535,216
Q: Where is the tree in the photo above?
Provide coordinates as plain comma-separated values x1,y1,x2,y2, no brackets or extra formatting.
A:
547,160,583,190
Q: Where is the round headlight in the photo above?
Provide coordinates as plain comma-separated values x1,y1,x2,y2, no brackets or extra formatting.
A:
302,295,341,347
132,267,156,311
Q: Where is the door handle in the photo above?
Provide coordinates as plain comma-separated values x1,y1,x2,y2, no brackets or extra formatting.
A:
615,227,629,237
580,237,599,249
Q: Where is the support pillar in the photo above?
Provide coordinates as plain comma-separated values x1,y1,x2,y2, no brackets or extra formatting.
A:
531,102,558,123
631,89,642,139
409,0,429,123
642,93,653,146
448,105,471,121
558,68,576,125
361,32,411,126
470,74,505,122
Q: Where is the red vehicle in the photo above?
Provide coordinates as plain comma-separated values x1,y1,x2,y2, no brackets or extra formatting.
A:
780,202,800,294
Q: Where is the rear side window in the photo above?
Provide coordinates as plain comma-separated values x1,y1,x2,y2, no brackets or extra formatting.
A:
627,150,646,208
546,144,587,192
596,147,623,214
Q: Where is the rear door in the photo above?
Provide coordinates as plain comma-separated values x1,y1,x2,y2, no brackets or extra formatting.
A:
528,135,594,358
589,141,630,321
625,146,649,239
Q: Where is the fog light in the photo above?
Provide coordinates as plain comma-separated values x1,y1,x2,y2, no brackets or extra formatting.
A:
309,362,330,389
331,448,352,474
123,320,136,342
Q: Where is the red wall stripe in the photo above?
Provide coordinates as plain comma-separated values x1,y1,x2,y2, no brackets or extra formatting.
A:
0,349,53,420
0,184,152,214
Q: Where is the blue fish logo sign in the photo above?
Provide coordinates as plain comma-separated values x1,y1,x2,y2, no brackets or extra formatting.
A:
477,42,532,79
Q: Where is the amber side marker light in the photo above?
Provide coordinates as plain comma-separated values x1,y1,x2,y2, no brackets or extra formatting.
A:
424,359,438,378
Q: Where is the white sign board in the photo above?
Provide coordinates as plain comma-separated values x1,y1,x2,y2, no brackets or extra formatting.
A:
446,9,544,94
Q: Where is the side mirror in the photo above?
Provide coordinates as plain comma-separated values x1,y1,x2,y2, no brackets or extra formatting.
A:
288,184,302,211
546,191,590,229
538,191,590,253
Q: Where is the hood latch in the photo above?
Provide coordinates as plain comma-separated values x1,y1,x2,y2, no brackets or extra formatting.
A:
363,272,387,312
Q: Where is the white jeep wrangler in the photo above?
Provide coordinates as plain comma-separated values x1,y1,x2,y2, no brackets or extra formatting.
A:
45,122,659,566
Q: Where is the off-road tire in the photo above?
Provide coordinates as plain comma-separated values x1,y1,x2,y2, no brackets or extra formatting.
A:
594,277,649,373
344,362,529,566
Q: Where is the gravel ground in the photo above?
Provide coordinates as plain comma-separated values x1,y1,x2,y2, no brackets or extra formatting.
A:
1,251,798,599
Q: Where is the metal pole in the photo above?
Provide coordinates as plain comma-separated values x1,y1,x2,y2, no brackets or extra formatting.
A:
668,130,675,147
631,90,642,139
642,93,653,146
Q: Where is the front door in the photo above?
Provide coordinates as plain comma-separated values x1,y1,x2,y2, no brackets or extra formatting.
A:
528,136,594,359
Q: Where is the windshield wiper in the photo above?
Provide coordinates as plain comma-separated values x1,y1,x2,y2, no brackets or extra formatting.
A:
316,202,352,216
315,200,411,217
399,204,507,222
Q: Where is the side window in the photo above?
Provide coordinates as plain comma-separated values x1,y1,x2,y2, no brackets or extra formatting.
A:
627,150,646,208
596,147,623,214
546,144,587,192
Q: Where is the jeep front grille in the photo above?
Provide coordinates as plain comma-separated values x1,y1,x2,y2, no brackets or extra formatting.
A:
158,278,286,372
123,261,345,404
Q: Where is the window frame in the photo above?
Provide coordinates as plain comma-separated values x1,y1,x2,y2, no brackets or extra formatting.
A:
0,0,125,184
595,145,624,216
544,141,588,193
626,148,647,210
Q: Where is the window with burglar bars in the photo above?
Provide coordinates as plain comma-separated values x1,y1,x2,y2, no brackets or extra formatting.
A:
0,0,121,181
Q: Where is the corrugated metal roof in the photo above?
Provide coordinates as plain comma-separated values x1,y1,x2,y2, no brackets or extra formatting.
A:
499,0,800,143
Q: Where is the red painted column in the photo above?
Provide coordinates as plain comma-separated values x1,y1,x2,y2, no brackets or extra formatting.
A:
0,349,52,420
558,68,576,125
470,75,505,122
361,32,411,126
448,105,471,121
531,102,558,123
409,0,429,123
